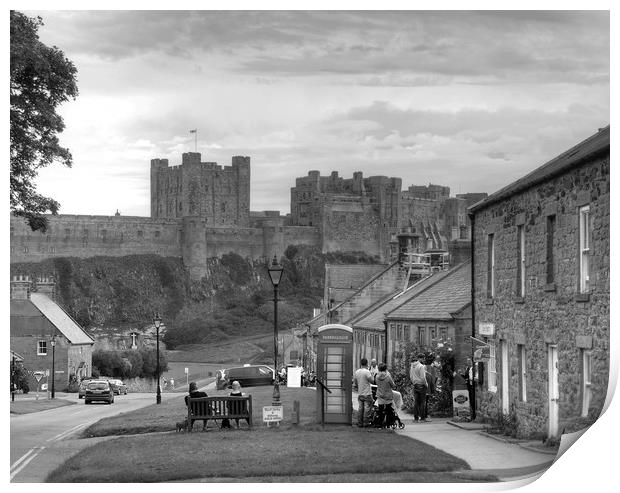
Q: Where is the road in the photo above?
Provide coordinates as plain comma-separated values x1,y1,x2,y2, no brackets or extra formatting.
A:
10,391,178,483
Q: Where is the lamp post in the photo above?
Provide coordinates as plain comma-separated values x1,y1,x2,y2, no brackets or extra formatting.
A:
154,314,162,404
50,335,56,399
267,255,284,406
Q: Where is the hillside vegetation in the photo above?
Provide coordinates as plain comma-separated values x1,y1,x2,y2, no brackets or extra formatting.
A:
11,246,380,349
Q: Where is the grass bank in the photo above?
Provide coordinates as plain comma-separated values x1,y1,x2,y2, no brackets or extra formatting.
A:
10,398,75,415
48,428,472,482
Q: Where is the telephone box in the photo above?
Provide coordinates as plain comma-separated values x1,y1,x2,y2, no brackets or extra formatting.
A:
316,324,353,424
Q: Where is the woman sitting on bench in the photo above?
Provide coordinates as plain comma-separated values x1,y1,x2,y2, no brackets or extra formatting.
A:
221,381,250,429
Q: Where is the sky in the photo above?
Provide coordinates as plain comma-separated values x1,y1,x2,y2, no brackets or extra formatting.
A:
25,9,610,217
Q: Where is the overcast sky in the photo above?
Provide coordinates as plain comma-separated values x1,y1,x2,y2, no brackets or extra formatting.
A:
28,10,610,217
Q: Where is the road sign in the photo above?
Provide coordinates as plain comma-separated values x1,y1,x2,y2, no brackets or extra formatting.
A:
184,367,188,374
262,406,283,422
33,371,45,382
41,383,48,391
45,369,49,377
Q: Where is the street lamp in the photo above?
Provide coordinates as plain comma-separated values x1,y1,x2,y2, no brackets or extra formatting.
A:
154,314,162,404
50,335,56,399
267,254,284,405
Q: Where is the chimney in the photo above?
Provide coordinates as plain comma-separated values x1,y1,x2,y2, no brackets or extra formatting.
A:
36,276,56,300
10,275,31,300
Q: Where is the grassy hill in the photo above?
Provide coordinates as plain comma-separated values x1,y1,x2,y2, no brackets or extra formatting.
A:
11,246,380,353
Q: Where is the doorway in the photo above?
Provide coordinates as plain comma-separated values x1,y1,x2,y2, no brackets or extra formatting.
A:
501,340,509,414
548,345,559,437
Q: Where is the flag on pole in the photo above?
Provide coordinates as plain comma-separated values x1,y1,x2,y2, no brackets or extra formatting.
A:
189,129,197,133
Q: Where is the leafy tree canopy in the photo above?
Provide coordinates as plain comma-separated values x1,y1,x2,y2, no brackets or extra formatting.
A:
10,10,78,232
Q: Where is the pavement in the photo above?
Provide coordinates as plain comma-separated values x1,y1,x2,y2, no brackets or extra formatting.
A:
352,396,556,483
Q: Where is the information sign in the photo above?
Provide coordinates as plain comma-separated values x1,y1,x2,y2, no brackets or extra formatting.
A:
287,367,302,388
452,390,471,419
262,406,283,422
33,371,44,382
184,367,189,374
479,323,495,336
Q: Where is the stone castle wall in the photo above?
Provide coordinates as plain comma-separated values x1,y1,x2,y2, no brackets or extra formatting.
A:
10,215,182,264
473,151,610,438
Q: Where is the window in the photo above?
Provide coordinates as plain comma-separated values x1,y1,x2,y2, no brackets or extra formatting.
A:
518,344,527,402
23,246,29,253
418,327,425,346
65,228,71,238
37,341,47,355
487,343,497,392
517,225,525,297
440,327,447,340
579,205,590,293
487,234,495,298
101,229,107,240
137,230,144,238
546,215,556,284
404,325,410,341
154,231,161,238
581,350,592,417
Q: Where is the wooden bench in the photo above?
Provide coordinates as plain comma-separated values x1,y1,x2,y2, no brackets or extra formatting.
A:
186,396,253,431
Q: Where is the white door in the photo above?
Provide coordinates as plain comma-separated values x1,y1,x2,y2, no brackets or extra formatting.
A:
548,345,559,437
501,341,509,414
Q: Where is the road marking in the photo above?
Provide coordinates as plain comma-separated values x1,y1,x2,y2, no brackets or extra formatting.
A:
46,422,91,443
10,446,45,481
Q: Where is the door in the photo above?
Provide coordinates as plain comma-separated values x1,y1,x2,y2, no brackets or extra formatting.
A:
548,345,559,437
323,345,348,422
501,340,509,414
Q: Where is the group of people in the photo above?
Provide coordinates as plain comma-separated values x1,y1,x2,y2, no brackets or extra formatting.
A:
353,353,437,427
353,357,399,428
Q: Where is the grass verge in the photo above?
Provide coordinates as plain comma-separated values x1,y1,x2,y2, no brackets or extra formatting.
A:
10,398,75,415
48,428,472,482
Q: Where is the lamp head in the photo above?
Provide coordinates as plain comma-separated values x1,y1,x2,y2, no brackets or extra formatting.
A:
267,254,284,287
153,314,162,329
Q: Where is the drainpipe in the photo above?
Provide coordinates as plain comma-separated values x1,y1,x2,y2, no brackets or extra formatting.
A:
469,211,477,420
383,320,389,365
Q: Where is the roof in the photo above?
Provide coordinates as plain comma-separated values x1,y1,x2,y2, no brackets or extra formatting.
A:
386,262,471,321
10,350,24,362
29,293,95,345
350,263,469,331
469,125,610,214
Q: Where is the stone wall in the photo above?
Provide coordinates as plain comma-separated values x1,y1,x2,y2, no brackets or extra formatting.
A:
10,214,182,263
472,151,610,439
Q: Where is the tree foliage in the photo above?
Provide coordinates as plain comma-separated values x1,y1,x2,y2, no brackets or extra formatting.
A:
10,10,78,232
92,348,168,379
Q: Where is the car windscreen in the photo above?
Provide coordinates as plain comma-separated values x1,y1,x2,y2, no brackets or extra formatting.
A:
88,382,108,390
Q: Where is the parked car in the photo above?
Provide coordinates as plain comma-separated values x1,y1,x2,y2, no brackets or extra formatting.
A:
84,380,114,404
216,365,274,390
109,379,128,395
78,379,92,399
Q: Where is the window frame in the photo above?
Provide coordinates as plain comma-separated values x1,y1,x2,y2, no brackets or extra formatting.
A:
518,344,527,402
37,340,47,356
578,205,591,293
487,342,497,393
517,225,525,297
487,234,495,298
581,350,593,417
546,215,556,284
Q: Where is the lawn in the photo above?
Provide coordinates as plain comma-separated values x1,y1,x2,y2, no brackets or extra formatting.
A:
10,398,75,415
48,428,473,482
48,385,488,482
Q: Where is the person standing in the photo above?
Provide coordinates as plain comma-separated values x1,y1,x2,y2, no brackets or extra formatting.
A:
374,363,396,428
424,359,437,422
352,358,374,427
410,353,430,422
462,358,476,417
369,359,379,382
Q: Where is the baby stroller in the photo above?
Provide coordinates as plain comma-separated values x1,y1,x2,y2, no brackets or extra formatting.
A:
369,388,406,429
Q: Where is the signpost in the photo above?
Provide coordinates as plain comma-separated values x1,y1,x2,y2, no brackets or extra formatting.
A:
33,371,44,400
263,405,283,425
185,367,189,388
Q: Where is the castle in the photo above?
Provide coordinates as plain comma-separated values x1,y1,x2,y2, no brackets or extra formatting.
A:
10,152,486,279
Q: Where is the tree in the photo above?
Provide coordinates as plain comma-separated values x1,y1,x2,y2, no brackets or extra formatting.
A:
10,11,78,232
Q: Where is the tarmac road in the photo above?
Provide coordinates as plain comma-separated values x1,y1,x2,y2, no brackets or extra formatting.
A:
9,391,178,483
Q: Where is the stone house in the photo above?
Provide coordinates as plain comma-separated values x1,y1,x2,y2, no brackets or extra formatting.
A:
10,275,95,392
469,125,610,440
348,261,471,369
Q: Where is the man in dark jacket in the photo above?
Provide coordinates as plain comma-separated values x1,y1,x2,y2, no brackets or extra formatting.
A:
185,382,208,430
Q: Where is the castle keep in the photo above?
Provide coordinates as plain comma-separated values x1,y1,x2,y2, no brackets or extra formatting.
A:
10,152,484,279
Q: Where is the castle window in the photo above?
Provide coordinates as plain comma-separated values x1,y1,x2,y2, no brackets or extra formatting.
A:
10,246,15,254
82,229,89,238
50,247,56,253
579,205,590,293
101,230,107,241
23,246,29,253
137,230,144,238
221,203,226,213
37,340,47,356
154,231,161,238
46,235,52,243
10,226,14,237
179,202,183,211
65,228,71,238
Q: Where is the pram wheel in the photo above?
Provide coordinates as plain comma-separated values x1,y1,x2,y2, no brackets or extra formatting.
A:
391,422,397,429
398,422,405,429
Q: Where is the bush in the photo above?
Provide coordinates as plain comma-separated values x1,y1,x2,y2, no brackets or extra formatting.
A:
92,348,168,379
